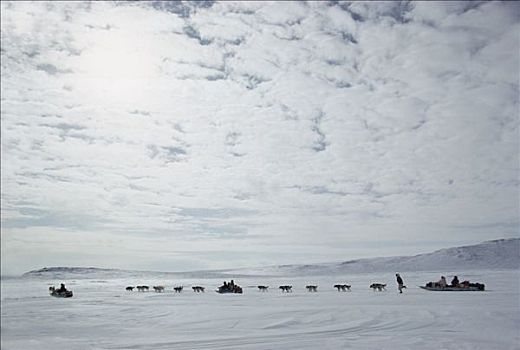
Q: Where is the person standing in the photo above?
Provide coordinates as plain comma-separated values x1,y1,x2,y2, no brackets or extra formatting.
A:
438,276,447,288
396,273,404,293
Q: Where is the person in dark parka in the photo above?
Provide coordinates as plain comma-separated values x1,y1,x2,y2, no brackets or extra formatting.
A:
451,276,460,287
396,273,405,293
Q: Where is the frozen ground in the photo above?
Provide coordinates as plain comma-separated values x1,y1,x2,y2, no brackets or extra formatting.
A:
1,269,519,350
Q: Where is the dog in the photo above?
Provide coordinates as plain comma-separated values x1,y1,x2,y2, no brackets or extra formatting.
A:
126,286,134,291
334,284,351,292
153,286,165,293
370,283,386,291
192,286,205,292
136,285,149,292
279,285,292,293
258,285,269,292
173,286,183,293
306,285,318,292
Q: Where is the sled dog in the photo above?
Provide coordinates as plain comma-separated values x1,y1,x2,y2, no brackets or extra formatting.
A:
279,285,292,292
370,283,386,291
334,284,351,291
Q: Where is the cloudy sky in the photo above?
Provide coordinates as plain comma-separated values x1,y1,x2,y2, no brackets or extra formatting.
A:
1,1,518,276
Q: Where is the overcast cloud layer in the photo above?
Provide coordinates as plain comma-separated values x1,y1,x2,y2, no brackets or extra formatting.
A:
1,1,519,275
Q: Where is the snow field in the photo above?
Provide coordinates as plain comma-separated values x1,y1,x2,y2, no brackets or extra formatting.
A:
1,270,519,349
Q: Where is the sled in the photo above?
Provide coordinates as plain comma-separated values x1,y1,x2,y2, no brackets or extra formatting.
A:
419,285,484,292
50,290,73,298
215,289,242,294
216,283,243,294
216,287,243,294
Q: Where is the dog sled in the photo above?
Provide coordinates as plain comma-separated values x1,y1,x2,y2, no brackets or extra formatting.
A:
51,290,73,298
49,286,73,298
420,281,485,292
216,280,243,294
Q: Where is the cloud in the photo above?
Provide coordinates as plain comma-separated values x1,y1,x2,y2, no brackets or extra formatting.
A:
1,1,518,275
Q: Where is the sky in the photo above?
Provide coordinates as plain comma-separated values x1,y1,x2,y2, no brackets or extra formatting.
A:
1,1,519,276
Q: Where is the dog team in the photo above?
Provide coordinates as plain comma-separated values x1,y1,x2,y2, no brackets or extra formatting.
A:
123,273,407,294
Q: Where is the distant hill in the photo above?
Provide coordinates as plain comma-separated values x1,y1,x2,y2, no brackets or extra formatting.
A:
227,238,520,276
23,267,137,279
22,266,246,279
23,238,519,278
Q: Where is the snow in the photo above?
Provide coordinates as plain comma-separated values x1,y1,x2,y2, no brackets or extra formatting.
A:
3,239,519,349
1,270,519,349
